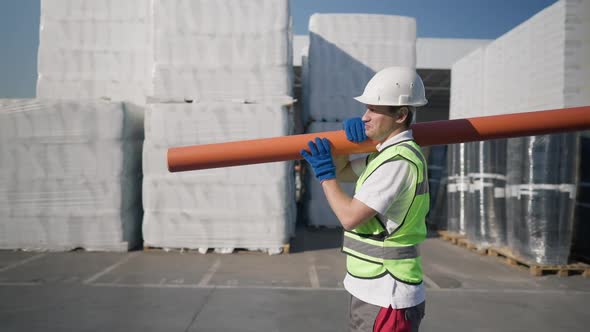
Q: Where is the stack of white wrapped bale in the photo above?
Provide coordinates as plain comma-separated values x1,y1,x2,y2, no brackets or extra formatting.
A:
0,99,144,251
449,0,590,264
499,0,588,265
302,14,416,227
151,0,292,101
36,0,152,105
143,0,295,252
306,14,416,122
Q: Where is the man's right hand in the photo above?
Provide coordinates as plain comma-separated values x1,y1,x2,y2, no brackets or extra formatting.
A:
343,117,368,143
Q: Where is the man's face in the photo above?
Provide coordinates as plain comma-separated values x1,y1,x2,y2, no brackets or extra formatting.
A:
361,105,404,142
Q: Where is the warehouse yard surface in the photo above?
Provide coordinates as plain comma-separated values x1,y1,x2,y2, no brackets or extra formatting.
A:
1,228,588,332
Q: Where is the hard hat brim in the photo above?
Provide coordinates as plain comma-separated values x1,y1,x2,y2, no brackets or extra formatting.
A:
353,95,428,107
353,95,371,105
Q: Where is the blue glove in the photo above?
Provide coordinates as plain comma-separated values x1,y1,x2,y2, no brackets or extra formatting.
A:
343,117,368,143
300,137,336,182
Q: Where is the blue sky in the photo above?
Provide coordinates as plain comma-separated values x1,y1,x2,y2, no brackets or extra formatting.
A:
0,0,557,98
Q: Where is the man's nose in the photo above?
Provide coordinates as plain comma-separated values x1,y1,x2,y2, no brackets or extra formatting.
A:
361,109,370,122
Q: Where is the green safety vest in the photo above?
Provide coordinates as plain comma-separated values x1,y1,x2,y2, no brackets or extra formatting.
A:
342,139,430,285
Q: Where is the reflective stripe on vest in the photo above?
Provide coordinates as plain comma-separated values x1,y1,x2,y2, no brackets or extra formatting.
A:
343,234,419,260
397,143,429,196
342,139,429,285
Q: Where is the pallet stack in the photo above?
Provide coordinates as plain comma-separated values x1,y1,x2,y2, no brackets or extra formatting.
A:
0,99,144,251
0,0,152,251
444,0,590,272
142,0,296,253
302,14,416,227
36,0,152,105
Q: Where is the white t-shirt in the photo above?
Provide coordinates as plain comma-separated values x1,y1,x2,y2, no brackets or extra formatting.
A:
343,129,426,309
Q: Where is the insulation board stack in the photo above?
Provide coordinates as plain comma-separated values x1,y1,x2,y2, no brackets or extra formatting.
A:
0,99,144,251
151,0,292,101
306,14,416,123
301,14,417,227
143,0,295,252
36,0,152,105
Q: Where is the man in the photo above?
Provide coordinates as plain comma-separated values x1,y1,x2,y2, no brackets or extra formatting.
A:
300,66,429,332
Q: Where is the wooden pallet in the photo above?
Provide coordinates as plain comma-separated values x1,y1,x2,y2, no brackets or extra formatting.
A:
143,243,290,255
437,230,465,245
487,247,590,277
456,238,489,255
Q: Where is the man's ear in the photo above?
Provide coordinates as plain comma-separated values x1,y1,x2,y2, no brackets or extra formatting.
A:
396,107,409,124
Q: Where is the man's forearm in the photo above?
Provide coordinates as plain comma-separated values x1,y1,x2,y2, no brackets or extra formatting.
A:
321,179,375,230
334,155,358,182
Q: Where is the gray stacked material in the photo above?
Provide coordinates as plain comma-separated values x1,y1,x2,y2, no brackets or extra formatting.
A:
429,172,448,231
484,0,589,264
36,0,152,105
449,1,590,260
464,140,507,248
0,99,144,251
506,134,579,265
144,0,295,252
573,133,590,260
303,122,356,227
426,145,447,230
151,0,292,101
306,14,416,122
446,143,468,234
301,14,417,228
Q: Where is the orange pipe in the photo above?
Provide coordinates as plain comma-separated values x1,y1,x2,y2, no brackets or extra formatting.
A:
168,106,590,172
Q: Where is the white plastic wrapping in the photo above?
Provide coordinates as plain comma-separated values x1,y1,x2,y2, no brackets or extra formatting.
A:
151,0,292,101
143,102,294,148
152,65,292,101
464,140,507,248
142,102,296,250
37,0,152,104
153,0,290,36
446,143,468,235
306,14,416,121
0,99,144,251
506,134,579,265
153,0,290,67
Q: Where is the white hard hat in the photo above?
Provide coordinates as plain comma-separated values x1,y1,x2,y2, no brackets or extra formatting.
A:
354,66,428,107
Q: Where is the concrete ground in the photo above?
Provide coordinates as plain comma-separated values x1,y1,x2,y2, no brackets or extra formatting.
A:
1,227,589,332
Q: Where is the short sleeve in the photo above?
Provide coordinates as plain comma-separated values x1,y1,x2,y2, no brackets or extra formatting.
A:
351,155,369,177
353,159,414,215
